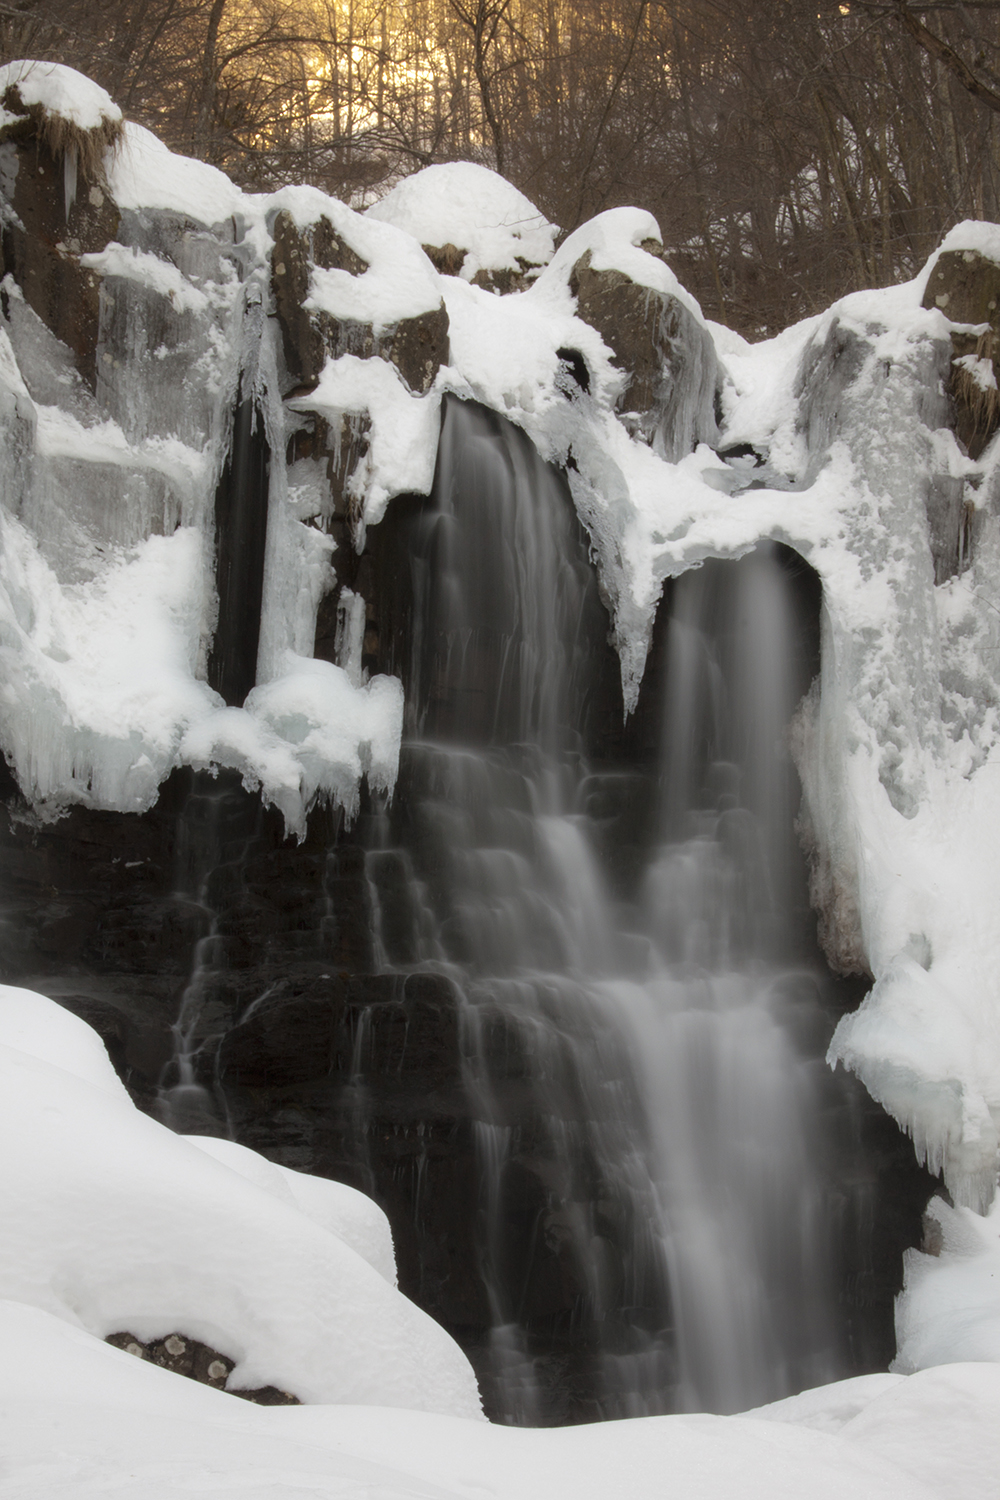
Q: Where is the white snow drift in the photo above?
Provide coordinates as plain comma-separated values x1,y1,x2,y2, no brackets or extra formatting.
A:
0,984,482,1416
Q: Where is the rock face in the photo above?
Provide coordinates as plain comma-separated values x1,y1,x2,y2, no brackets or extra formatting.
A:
569,244,719,459
0,131,120,390
106,1330,300,1404
271,208,449,396
922,247,1000,463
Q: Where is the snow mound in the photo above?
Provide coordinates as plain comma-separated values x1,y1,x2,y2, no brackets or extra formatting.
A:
7,1300,1000,1499
108,121,244,225
540,206,706,324
0,60,121,132
0,984,128,1098
0,985,482,1416
894,1193,1000,1370
366,162,556,278
185,1136,398,1284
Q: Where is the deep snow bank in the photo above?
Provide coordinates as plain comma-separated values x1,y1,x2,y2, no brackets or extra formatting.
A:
2,1299,1000,1498
5,986,1000,1495
0,984,482,1415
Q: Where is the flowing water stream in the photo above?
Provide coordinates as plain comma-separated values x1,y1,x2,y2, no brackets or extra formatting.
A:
366,398,845,1422
153,394,865,1422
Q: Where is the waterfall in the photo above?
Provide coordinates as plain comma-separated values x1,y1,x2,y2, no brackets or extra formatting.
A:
365,397,851,1421
155,770,262,1136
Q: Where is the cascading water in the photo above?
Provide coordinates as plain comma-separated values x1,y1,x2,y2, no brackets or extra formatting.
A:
365,396,853,1422
155,771,260,1136
158,335,273,1132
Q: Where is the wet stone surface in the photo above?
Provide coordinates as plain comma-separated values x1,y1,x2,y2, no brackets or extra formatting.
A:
106,1331,300,1404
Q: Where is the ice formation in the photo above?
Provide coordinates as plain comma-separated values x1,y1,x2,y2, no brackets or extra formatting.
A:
894,1191,1000,1371
0,57,999,1221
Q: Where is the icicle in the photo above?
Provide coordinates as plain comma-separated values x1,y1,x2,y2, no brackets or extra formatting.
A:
62,144,78,220
334,587,367,687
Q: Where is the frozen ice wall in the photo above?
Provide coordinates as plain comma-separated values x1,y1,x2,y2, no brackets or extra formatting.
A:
1,61,1000,1215
0,61,404,834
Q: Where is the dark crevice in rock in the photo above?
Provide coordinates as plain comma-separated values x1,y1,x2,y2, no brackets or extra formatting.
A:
208,387,271,706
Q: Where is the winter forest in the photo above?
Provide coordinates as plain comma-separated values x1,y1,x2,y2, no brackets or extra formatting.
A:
3,0,1000,1495
11,0,1000,329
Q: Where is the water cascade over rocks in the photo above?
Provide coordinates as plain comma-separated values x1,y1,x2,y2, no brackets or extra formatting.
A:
1,58,993,1426
359,397,869,1420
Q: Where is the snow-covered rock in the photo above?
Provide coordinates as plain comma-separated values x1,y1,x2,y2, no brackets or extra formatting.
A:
366,161,556,286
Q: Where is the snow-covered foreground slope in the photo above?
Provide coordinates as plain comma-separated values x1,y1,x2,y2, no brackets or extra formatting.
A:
3,985,1000,1497
2,1303,1000,1499
0,986,482,1417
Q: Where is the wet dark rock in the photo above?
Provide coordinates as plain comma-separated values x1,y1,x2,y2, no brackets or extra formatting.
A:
0,132,120,389
106,1330,300,1404
923,248,1000,461
219,972,463,1094
568,244,719,460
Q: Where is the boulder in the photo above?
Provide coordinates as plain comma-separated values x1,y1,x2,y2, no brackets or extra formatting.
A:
922,247,1000,460
569,243,719,460
271,209,448,396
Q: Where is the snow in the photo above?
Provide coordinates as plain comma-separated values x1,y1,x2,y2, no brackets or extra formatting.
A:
3,1295,1000,1498
107,121,244,227
184,1137,398,1284
954,353,997,391
366,162,557,279
0,985,481,1416
0,60,121,131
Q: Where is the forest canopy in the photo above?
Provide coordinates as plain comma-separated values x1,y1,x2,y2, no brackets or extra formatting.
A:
3,0,1000,334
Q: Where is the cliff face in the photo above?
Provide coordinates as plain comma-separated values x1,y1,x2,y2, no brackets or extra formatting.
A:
0,59,997,1421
